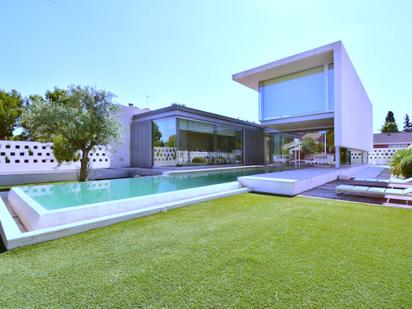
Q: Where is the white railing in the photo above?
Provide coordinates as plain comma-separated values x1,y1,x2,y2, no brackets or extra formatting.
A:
0,140,110,172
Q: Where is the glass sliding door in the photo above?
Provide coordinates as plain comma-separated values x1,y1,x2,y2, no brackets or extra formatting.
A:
265,129,335,167
177,118,215,165
215,125,243,164
177,118,243,165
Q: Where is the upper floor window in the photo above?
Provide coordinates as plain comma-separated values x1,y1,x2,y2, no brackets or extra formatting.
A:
259,64,334,121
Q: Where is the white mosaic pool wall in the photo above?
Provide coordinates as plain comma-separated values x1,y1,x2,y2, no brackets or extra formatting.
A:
0,140,110,171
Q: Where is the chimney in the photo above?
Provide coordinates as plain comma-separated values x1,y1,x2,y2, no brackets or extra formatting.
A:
128,103,133,107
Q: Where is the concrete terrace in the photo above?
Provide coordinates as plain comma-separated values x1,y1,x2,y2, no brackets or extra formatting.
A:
238,165,385,196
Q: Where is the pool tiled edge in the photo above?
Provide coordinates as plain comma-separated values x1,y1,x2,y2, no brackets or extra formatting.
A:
1,182,250,250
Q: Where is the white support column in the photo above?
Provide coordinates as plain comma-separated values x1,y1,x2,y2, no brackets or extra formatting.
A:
335,146,340,168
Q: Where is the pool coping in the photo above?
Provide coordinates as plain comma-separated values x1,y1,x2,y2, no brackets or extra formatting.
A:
1,182,250,250
162,165,265,175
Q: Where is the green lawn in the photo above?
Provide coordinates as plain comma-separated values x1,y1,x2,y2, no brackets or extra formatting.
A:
0,193,411,307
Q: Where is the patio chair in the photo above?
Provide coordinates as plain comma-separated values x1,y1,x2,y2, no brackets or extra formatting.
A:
351,176,412,188
336,184,412,204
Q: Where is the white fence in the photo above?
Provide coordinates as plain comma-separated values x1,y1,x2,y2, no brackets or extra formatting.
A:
368,146,406,165
0,140,110,172
153,147,242,167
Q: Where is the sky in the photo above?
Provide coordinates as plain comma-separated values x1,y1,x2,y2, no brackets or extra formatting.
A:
1,0,411,132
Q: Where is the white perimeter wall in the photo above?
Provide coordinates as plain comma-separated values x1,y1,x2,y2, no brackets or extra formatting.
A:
0,104,150,172
0,140,109,172
334,44,373,152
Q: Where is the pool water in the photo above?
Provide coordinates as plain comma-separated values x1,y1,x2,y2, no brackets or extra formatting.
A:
21,167,283,210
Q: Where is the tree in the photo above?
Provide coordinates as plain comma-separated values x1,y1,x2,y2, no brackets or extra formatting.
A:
381,111,399,133
301,137,321,156
391,148,412,177
403,114,412,132
0,89,24,140
152,123,164,147
381,122,399,133
385,111,396,123
21,85,121,181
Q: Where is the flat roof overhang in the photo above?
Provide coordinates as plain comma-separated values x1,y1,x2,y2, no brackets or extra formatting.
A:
133,104,262,129
232,41,341,90
262,112,334,131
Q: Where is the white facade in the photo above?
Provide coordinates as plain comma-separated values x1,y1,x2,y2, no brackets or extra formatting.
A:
233,41,373,168
110,104,149,168
334,44,373,153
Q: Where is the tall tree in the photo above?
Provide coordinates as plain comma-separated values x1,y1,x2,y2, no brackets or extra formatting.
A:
385,111,396,123
22,85,121,181
381,111,399,133
0,89,24,140
403,114,412,132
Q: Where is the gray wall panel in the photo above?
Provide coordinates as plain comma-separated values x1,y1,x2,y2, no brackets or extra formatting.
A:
244,128,264,165
131,120,152,168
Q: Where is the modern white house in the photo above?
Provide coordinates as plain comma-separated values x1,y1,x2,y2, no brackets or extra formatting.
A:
0,41,374,184
232,41,373,168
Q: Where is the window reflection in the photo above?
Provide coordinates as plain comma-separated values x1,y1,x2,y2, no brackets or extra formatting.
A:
152,117,243,167
265,129,335,166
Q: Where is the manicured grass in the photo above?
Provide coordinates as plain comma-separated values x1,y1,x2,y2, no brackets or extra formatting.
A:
0,194,411,307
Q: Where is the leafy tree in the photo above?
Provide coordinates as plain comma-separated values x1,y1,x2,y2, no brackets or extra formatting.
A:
381,122,399,133
0,89,24,140
301,137,321,156
152,123,164,147
166,135,176,147
21,85,121,181
400,154,412,178
403,114,412,132
390,148,412,176
385,111,396,123
381,111,399,133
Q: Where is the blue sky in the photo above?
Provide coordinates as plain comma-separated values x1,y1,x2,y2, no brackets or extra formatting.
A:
1,0,411,132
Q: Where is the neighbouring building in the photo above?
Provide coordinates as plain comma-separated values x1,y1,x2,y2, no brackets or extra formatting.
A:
369,132,412,165
232,41,373,168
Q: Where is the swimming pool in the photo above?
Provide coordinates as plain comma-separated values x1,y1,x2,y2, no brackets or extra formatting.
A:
20,166,282,210
6,166,284,232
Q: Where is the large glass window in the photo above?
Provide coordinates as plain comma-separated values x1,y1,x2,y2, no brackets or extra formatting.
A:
152,117,176,167
152,117,244,167
265,129,335,167
259,64,334,120
177,118,243,165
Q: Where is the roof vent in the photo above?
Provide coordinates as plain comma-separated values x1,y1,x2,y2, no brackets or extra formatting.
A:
128,103,134,107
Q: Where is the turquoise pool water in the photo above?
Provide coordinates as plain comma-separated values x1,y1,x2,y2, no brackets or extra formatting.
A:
20,167,283,210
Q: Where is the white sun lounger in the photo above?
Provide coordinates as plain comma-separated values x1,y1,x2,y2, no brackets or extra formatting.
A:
336,184,412,204
353,176,412,184
351,177,412,188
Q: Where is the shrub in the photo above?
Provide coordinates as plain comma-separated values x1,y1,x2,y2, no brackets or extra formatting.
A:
191,157,206,164
400,154,412,178
390,148,412,176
